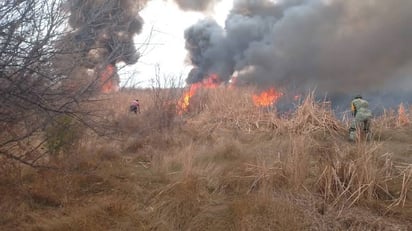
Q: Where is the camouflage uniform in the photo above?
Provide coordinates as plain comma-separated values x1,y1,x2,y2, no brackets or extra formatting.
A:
349,96,372,141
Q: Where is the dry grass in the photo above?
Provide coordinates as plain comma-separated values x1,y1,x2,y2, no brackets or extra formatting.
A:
1,87,411,230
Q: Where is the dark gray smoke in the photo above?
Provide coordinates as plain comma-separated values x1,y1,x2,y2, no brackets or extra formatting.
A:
184,0,412,108
184,19,234,83
66,0,146,68
172,0,221,12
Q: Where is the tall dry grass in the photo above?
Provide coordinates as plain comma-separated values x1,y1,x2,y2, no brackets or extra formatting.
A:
1,86,411,230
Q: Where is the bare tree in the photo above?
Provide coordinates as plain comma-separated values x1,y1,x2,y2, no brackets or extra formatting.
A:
0,0,148,167
0,0,96,167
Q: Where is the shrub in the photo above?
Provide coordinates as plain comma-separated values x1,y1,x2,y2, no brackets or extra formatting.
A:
45,115,84,158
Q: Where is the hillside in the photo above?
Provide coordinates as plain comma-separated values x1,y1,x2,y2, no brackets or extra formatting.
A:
1,87,411,231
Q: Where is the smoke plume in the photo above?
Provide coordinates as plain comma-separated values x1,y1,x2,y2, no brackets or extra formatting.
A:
184,19,234,83
184,0,412,106
67,0,146,66
172,0,221,12
65,0,147,90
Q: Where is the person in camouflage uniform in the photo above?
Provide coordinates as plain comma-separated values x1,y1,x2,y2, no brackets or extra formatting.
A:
349,95,372,141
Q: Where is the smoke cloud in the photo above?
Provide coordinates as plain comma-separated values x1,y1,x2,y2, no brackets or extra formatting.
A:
172,0,221,12
62,0,148,92
184,0,412,106
67,0,147,66
184,19,234,83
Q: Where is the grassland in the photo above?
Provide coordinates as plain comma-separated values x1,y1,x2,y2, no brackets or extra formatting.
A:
1,87,411,231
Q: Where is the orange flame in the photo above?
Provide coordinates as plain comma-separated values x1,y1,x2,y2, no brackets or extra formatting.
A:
397,103,409,126
100,65,118,93
177,74,220,114
252,88,283,107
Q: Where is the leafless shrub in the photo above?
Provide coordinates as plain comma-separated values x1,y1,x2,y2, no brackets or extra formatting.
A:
0,0,97,166
144,66,185,131
0,0,148,167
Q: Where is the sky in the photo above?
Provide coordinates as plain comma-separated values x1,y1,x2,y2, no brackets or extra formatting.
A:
118,0,233,88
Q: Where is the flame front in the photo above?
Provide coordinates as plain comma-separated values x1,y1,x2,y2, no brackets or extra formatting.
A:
100,64,118,93
177,74,220,114
252,88,283,107
178,84,200,113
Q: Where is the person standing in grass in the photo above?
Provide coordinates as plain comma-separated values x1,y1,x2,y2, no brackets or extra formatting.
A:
349,95,372,141
130,99,140,114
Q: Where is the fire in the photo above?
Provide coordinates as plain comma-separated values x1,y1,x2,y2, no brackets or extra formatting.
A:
252,88,283,107
397,103,409,126
199,73,220,88
100,64,118,93
178,84,199,113
177,74,220,114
